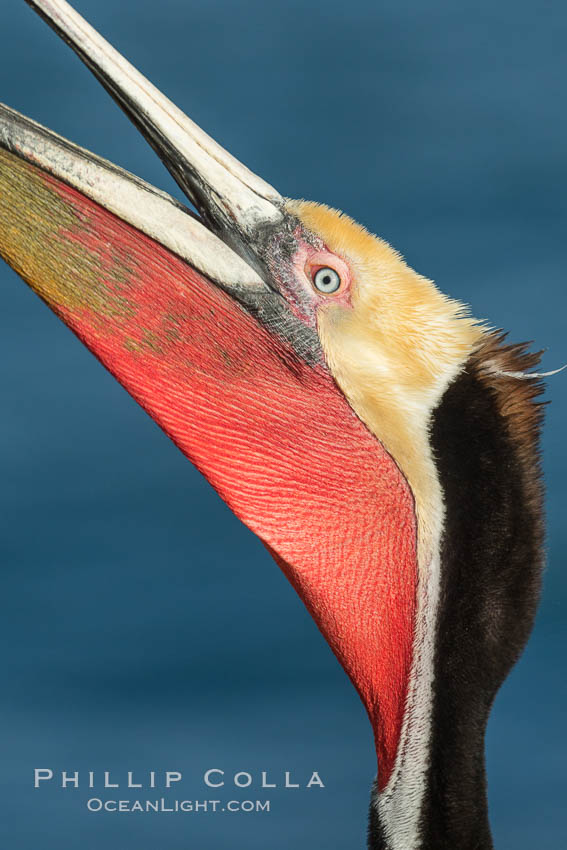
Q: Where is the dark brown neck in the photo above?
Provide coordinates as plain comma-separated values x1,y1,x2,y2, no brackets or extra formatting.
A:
369,335,545,849
367,714,493,850
413,681,493,849
368,747,493,850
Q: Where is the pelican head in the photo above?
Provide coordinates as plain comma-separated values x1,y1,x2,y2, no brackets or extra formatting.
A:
0,2,546,848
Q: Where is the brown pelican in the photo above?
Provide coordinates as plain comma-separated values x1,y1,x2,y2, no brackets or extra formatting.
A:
0,1,549,847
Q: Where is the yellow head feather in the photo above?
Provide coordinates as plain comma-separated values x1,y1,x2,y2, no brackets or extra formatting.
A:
287,199,485,559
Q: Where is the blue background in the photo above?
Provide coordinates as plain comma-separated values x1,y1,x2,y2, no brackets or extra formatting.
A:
0,1,565,847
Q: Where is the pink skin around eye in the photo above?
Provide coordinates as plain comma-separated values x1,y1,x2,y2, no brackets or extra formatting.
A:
292,246,353,309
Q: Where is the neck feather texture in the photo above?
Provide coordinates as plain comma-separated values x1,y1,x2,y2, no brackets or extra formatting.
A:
368,334,545,850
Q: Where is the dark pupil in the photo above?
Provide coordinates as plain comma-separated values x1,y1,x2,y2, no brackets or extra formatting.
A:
322,275,332,285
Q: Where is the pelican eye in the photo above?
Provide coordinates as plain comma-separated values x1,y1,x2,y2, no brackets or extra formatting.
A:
312,266,341,294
